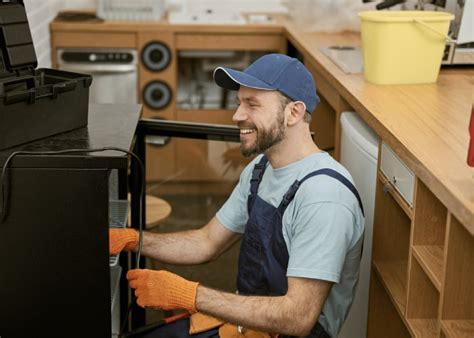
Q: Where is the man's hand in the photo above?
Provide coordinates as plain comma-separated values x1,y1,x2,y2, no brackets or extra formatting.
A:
127,269,199,311
109,228,138,255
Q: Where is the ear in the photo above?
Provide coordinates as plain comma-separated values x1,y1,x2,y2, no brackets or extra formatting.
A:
287,101,307,126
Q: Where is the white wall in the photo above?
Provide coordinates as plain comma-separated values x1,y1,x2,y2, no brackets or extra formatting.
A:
24,0,97,68
173,0,286,13
24,0,57,68
24,0,284,68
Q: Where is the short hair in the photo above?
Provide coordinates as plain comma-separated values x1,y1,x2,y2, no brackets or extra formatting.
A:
278,92,312,124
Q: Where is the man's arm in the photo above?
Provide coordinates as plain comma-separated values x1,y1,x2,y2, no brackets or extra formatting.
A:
197,277,333,337
138,216,240,265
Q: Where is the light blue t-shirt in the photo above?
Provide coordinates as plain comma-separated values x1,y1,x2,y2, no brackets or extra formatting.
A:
216,152,365,337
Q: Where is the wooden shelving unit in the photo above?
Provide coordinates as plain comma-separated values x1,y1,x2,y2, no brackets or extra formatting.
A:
369,146,473,338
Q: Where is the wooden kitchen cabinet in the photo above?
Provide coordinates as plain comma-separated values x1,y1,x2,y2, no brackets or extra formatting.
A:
50,31,136,67
175,33,285,51
137,31,178,181
368,143,474,338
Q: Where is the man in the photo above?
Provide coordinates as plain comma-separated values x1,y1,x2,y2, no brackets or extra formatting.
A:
111,54,365,338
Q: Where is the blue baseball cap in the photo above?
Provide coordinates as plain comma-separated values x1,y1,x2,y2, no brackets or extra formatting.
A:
213,53,319,113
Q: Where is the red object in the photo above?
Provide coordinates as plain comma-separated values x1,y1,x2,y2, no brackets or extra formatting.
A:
164,312,190,324
468,107,474,167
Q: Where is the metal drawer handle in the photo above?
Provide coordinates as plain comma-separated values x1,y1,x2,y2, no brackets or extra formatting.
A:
61,64,137,74
383,176,397,194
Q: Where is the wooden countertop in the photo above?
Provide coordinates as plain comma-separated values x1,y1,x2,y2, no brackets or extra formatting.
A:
50,16,285,34
50,16,474,233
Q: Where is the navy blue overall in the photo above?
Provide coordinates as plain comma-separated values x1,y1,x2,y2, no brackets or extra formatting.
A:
236,155,364,338
127,155,363,338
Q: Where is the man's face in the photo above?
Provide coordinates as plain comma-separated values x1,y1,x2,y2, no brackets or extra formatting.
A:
233,87,288,157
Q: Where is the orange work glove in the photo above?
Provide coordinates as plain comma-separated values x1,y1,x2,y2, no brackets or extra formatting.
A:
189,312,224,334
127,269,199,312
109,228,138,255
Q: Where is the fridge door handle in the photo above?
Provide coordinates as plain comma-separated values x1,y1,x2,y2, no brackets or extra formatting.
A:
60,64,137,74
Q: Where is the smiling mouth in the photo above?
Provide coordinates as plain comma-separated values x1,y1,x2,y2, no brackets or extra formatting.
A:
240,128,256,135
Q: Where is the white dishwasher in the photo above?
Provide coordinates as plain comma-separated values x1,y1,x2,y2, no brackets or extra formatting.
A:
339,112,379,338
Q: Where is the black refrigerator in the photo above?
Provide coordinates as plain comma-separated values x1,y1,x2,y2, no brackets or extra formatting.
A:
0,104,140,337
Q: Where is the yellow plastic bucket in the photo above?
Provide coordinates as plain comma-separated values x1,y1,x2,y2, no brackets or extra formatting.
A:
358,11,454,84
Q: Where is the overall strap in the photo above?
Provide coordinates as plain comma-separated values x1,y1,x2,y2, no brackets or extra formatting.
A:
279,168,365,216
247,155,269,213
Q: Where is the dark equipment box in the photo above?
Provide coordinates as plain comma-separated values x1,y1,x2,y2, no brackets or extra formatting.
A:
0,0,92,150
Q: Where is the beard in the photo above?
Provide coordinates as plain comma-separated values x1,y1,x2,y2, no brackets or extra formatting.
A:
240,107,286,157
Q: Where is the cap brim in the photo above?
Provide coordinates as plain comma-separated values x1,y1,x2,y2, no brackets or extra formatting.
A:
213,67,275,91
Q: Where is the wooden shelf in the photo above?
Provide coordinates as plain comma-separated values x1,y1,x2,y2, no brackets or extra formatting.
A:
441,320,474,338
412,245,444,291
373,260,407,315
407,319,439,338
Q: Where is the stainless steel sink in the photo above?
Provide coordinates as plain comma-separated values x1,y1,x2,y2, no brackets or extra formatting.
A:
320,46,364,74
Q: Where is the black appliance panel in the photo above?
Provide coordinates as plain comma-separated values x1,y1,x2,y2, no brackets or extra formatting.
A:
0,168,111,337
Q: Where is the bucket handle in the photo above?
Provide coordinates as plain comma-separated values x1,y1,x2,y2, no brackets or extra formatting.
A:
413,19,454,42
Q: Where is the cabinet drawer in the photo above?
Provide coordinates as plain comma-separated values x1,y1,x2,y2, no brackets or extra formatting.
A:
53,32,136,48
380,142,415,206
